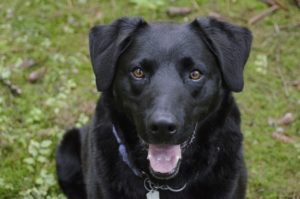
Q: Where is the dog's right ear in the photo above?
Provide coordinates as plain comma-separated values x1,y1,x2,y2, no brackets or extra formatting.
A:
89,17,147,91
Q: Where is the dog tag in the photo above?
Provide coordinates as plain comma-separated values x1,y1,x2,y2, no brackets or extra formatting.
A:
146,190,160,199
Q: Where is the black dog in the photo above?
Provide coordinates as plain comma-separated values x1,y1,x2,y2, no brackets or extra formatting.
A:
56,17,252,199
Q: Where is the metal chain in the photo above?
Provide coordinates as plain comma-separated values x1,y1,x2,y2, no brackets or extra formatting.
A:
144,178,187,193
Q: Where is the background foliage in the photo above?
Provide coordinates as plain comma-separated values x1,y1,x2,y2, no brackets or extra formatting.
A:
0,0,299,198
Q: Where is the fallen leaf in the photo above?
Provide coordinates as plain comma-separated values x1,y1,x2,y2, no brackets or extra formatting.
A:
278,112,294,126
208,11,223,20
18,59,36,68
166,7,192,17
27,68,46,83
291,80,300,91
272,132,295,144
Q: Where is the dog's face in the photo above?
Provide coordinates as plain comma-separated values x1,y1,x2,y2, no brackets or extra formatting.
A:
89,17,252,180
114,24,223,144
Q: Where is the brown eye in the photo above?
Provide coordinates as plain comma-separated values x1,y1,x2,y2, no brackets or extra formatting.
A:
189,70,202,80
131,67,145,79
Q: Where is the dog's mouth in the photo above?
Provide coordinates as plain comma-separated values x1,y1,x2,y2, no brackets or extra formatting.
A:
142,123,197,180
147,144,182,180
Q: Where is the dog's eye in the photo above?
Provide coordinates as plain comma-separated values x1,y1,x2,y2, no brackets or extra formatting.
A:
189,70,202,81
131,67,145,79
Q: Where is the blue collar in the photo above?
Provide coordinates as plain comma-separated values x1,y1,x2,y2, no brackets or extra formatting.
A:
112,125,143,177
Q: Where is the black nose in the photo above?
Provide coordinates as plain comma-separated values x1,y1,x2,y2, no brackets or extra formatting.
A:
149,113,178,135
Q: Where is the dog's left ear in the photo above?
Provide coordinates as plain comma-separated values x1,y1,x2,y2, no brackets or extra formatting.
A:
89,17,147,91
191,17,252,92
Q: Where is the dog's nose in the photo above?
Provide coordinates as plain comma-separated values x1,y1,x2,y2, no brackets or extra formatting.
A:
149,114,178,135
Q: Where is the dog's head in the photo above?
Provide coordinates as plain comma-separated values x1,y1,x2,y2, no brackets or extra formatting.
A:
89,17,252,179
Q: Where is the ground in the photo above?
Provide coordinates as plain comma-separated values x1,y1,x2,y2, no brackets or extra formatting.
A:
0,0,299,198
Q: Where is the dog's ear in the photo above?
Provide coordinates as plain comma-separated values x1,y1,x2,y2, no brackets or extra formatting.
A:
89,17,147,91
191,17,252,92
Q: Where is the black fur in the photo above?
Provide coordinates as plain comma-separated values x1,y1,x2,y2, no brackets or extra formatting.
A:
56,128,86,199
56,17,252,199
192,18,252,92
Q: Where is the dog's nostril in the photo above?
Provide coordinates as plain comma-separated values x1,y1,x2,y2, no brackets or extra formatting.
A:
168,125,176,133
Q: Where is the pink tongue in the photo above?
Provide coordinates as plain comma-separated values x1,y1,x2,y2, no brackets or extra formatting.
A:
147,144,181,174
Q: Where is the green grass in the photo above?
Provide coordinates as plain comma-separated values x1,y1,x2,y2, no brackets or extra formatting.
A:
0,0,299,198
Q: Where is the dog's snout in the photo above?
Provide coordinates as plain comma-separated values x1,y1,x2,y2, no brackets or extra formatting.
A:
149,113,178,135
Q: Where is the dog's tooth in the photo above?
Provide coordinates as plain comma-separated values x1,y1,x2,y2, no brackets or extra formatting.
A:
157,156,162,161
176,156,180,161
165,157,171,161
147,155,152,159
